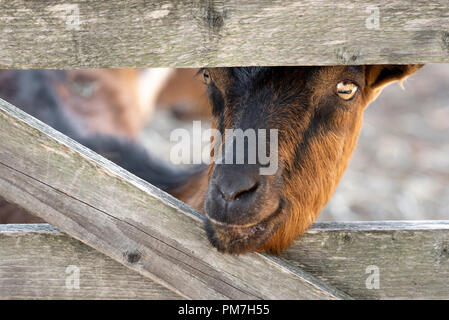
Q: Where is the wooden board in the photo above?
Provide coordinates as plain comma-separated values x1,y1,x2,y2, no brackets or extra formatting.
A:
0,224,181,299
0,98,350,300
2,222,448,299
0,0,448,68
283,221,449,299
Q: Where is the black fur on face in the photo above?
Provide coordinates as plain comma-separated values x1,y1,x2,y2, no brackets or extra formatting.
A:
200,65,422,254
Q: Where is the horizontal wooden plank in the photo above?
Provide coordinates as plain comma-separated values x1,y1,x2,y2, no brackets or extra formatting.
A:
2,222,448,299
282,220,449,299
0,0,448,68
0,224,181,299
0,98,351,300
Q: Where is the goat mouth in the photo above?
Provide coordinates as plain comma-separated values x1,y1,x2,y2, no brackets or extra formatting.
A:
204,201,285,254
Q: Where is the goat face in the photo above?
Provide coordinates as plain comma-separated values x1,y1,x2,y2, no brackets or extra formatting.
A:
202,65,422,254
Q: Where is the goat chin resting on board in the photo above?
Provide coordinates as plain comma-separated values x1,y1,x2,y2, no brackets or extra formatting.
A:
0,65,423,254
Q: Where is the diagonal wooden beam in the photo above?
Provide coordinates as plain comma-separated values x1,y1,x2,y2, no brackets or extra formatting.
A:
0,98,352,300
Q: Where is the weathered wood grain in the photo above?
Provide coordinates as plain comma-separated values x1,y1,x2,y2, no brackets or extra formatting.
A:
0,99,351,300
282,221,449,299
2,222,448,299
0,0,448,68
0,224,181,299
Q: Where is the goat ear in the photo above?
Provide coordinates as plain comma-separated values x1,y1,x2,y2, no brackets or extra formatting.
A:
364,65,423,103
365,64,423,90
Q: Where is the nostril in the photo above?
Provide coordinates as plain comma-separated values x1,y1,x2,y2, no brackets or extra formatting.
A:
218,181,259,201
233,182,259,200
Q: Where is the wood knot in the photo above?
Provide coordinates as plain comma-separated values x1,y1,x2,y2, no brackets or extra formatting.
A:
125,250,141,264
203,1,226,32
342,234,352,243
441,247,449,259
432,241,449,266
442,32,449,52
335,47,360,64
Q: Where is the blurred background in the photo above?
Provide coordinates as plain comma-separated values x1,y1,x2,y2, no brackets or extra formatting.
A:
142,64,449,222
0,65,448,223
320,64,449,221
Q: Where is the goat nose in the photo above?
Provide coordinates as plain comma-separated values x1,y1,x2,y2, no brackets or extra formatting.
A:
217,176,259,202
206,164,276,225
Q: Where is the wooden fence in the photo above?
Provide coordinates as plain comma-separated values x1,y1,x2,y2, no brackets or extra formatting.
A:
1,0,448,68
0,0,448,299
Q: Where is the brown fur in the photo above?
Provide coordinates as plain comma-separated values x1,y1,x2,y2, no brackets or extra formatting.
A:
176,65,423,254
52,69,146,138
156,68,211,119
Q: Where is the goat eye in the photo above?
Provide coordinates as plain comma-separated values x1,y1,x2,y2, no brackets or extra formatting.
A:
336,81,358,100
203,69,212,85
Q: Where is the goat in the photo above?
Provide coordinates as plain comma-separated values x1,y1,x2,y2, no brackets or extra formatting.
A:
0,65,422,254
